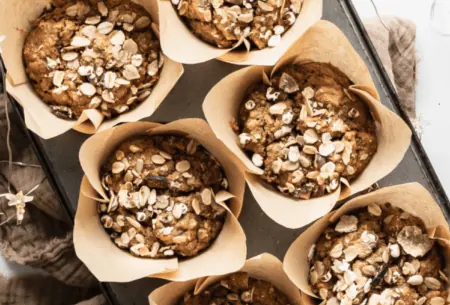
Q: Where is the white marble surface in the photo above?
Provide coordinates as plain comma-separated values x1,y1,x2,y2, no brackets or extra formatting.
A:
353,0,450,196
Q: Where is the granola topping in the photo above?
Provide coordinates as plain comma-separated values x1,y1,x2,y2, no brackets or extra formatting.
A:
23,0,162,120
309,203,449,305
235,63,378,199
173,0,303,50
179,272,292,305
97,135,230,258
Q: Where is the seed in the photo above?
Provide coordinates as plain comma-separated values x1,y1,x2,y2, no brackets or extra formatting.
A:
245,100,255,110
97,21,114,34
97,1,108,16
389,244,400,258
136,212,147,222
123,64,140,80
85,16,101,25
112,162,125,173
334,141,345,153
121,232,130,245
89,96,102,109
258,1,274,11
330,243,343,258
172,203,187,219
134,16,151,29
52,71,65,87
288,146,300,162
407,275,423,286
110,30,125,45
66,4,79,17
146,60,159,76
201,188,212,205
368,203,382,216
304,129,319,144
424,277,441,290
159,151,172,160
123,39,138,54
362,265,377,277
430,297,445,305
176,160,190,172
79,83,96,96
303,145,318,155
151,155,166,165
282,111,294,124
269,103,286,115
78,65,94,76
103,71,117,89
126,216,142,229
62,52,78,61
252,153,264,167
192,198,201,215
319,142,335,156
281,161,299,172
101,215,113,228
71,36,91,47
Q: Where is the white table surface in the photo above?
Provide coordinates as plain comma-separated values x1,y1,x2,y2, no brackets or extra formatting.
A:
353,0,450,197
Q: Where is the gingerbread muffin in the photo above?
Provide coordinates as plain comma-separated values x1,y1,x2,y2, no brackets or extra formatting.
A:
23,0,162,120
234,62,377,199
172,0,303,49
308,203,449,305
179,272,292,305
97,135,230,258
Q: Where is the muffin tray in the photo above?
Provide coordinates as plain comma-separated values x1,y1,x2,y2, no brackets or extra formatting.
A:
4,0,450,304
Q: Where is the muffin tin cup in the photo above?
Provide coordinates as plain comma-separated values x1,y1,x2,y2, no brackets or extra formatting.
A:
157,0,322,65
74,119,247,282
0,0,184,139
283,183,450,303
148,253,302,305
203,20,412,229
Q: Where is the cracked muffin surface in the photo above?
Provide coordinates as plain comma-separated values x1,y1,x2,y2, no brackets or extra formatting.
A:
97,135,229,258
308,203,449,305
235,63,378,200
23,0,162,120
179,272,292,305
172,0,303,50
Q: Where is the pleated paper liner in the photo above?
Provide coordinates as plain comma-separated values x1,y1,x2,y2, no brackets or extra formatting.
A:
203,20,412,229
283,183,450,304
74,120,247,282
0,0,183,139
149,253,302,305
157,0,322,65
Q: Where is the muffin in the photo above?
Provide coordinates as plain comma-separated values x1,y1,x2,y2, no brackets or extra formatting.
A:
234,62,378,200
97,135,230,258
179,272,292,305
23,0,163,120
308,203,449,305
172,0,303,49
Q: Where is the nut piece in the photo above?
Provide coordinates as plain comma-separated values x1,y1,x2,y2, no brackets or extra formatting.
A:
335,215,358,233
397,226,434,257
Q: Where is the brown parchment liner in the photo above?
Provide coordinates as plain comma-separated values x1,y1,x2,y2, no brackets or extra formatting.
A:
283,183,450,304
203,20,412,229
74,119,247,282
0,0,184,139
157,0,322,65
148,253,302,305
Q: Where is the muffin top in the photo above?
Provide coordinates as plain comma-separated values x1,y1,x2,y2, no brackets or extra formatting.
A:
234,62,377,199
98,135,230,258
23,0,162,120
173,0,303,49
179,272,292,305
309,203,449,305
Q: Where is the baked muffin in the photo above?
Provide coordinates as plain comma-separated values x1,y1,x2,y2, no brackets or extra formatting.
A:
179,272,292,305
172,0,303,49
234,62,377,199
97,135,230,258
308,203,449,305
23,0,162,120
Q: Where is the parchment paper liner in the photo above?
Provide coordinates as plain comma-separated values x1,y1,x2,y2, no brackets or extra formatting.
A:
283,182,450,304
149,253,302,305
0,0,184,139
203,20,412,229
74,119,247,282
157,0,322,65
